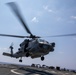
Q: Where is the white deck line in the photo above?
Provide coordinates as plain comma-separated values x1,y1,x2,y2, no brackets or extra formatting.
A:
11,69,23,75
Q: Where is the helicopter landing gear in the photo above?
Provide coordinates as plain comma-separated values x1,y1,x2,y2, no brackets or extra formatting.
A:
19,57,22,62
41,56,44,61
26,52,30,57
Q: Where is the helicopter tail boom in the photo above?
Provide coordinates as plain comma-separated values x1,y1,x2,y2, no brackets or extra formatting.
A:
3,52,13,57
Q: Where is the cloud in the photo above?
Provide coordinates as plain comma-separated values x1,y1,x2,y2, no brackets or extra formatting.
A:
48,9,54,13
43,5,48,10
68,16,76,24
43,5,55,13
31,17,39,23
71,16,76,19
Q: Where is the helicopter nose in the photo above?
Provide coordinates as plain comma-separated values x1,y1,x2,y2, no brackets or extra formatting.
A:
39,43,50,49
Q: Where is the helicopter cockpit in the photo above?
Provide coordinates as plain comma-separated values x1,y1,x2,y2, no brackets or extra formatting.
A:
37,39,49,44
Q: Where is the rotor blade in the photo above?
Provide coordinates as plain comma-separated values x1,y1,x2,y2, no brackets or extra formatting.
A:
0,34,27,38
43,33,76,38
7,2,33,35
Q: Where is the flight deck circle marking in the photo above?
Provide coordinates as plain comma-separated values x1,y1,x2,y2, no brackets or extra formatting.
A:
11,69,23,75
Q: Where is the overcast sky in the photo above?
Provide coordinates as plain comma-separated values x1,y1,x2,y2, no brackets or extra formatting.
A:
0,0,76,70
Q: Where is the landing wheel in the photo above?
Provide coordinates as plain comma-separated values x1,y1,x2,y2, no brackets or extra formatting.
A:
19,58,22,62
19,59,22,62
26,52,29,57
41,56,44,61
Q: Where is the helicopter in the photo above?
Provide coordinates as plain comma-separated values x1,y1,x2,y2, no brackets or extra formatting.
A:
0,2,76,62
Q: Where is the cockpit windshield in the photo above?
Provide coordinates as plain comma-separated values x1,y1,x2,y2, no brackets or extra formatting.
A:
37,39,48,44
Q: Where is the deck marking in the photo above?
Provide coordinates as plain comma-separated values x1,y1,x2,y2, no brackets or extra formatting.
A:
11,69,23,75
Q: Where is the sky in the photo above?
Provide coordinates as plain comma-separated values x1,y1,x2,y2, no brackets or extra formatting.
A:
0,0,76,70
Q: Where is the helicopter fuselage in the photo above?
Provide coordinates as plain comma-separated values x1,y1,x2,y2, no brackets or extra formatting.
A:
13,39,55,58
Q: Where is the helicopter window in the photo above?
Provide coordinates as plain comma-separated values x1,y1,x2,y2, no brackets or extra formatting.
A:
39,43,49,49
38,39,44,42
43,45,49,49
38,39,48,44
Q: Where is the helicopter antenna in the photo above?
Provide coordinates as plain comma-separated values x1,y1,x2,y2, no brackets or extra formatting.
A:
9,42,14,55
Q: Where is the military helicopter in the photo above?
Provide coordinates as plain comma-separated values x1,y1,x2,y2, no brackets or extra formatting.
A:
0,2,76,62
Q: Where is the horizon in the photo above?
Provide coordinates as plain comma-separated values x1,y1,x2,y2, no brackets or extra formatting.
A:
0,61,76,70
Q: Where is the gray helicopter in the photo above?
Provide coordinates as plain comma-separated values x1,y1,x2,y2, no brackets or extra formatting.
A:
0,2,76,62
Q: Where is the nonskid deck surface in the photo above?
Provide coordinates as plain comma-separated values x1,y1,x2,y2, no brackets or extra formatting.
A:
0,64,76,75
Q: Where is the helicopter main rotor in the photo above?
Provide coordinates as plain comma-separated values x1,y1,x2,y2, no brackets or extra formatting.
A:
0,2,76,38
7,2,39,39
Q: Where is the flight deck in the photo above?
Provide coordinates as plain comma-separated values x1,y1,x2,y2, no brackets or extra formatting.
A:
0,64,76,75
